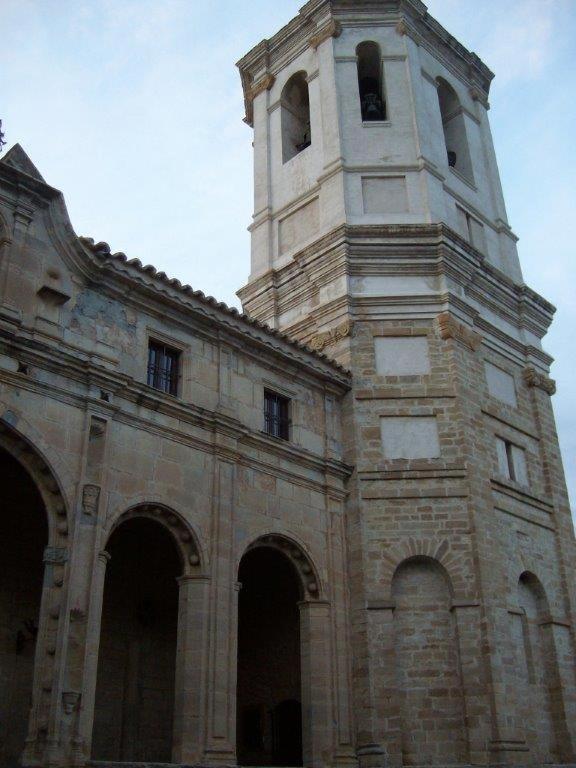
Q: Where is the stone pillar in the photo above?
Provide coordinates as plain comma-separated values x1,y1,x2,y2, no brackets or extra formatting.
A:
299,600,333,768
451,601,491,763
75,550,110,762
23,546,70,768
365,603,399,767
327,497,357,767
204,458,238,763
173,574,211,763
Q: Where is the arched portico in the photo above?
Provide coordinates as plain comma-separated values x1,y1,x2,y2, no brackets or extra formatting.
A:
0,419,70,768
88,503,206,764
237,534,332,768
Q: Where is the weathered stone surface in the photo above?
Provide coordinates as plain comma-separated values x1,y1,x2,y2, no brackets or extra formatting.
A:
0,3,574,768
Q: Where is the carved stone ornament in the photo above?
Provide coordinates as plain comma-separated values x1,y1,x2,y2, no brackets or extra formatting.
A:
248,73,275,102
437,312,482,351
43,546,68,565
309,19,342,50
309,321,352,352
82,483,100,516
523,366,556,395
62,691,81,715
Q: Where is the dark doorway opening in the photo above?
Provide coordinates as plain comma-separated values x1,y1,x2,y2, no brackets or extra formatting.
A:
0,447,48,768
237,547,303,766
92,516,180,762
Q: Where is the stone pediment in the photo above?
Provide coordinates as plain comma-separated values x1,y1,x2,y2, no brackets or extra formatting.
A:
0,143,46,182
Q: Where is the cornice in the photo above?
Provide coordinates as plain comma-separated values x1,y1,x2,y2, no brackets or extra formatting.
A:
0,333,351,485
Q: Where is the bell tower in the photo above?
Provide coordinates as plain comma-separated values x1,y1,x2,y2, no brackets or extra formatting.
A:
237,0,521,344
238,2,576,767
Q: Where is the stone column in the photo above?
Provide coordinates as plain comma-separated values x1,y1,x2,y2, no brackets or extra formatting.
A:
75,550,110,762
299,600,333,768
173,574,211,763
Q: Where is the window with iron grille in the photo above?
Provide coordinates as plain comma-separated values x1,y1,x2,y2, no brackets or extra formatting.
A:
147,340,180,396
264,390,290,440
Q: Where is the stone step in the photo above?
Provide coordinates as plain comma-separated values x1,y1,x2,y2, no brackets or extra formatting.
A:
89,764,301,768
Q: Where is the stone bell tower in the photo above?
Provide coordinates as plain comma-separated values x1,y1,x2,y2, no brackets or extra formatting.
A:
238,1,576,766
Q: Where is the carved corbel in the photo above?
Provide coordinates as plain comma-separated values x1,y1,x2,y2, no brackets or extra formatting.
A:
81,484,100,516
309,320,352,352
437,312,482,351
309,19,342,50
523,366,556,395
469,87,490,109
248,73,275,101
396,19,409,36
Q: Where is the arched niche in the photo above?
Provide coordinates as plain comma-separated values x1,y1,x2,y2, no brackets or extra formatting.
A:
436,77,473,181
0,420,69,767
391,556,467,765
516,571,563,762
356,41,386,121
281,72,311,163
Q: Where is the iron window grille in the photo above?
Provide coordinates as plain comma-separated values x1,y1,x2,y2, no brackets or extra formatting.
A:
147,341,180,396
264,390,290,440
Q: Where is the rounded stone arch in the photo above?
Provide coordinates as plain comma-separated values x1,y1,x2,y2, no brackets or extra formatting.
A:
391,554,454,598
381,537,468,601
239,532,323,600
518,570,551,618
104,502,204,577
0,414,70,546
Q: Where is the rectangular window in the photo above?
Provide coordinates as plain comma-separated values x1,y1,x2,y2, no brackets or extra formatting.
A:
495,436,528,485
264,390,290,440
147,340,180,396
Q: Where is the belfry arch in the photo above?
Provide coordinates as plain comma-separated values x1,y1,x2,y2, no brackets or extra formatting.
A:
0,419,69,768
236,534,330,768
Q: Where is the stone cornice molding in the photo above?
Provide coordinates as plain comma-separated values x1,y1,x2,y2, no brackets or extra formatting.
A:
523,366,556,396
239,223,555,344
438,312,483,351
0,337,351,489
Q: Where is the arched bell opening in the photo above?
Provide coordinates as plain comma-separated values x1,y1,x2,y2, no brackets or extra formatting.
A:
91,516,182,763
0,446,49,767
356,41,386,121
436,77,473,181
281,72,311,163
236,546,304,767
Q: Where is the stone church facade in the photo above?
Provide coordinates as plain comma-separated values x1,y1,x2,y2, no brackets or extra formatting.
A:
1,1,575,767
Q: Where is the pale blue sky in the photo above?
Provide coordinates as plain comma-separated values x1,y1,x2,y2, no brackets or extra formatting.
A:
2,0,575,510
